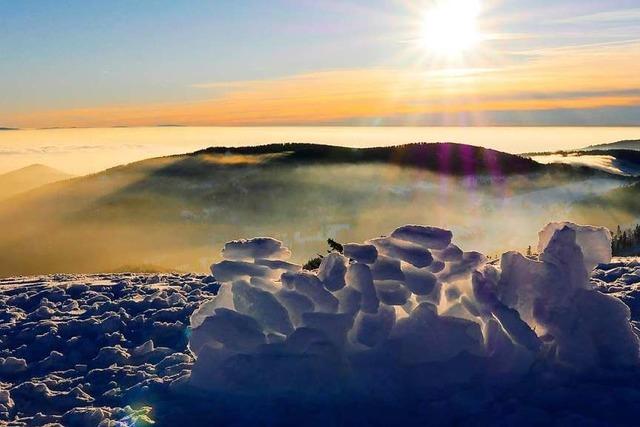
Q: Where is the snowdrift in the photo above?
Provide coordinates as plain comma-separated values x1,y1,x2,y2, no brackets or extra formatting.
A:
188,222,640,396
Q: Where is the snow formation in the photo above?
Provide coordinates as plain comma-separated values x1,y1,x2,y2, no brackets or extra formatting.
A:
189,222,640,395
3,225,640,425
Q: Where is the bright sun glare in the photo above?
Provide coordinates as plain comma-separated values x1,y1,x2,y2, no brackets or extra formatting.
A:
422,0,483,56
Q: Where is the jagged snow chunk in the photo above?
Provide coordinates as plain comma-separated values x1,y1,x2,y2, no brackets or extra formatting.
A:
189,308,265,355
432,244,464,262
275,289,314,326
190,284,235,329
232,280,293,335
282,271,339,313
538,222,612,272
370,255,405,281
345,263,378,314
500,224,639,369
390,303,484,364
211,260,277,282
401,263,439,295
255,259,301,273
439,251,487,283
318,252,348,291
334,286,362,314
301,312,354,347
374,280,411,306
131,340,155,357
352,304,395,347
391,225,452,250
343,243,378,264
368,237,433,268
189,222,640,394
0,357,27,374
222,237,291,260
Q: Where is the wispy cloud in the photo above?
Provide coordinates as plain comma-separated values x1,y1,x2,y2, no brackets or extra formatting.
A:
0,144,147,156
504,38,640,56
552,8,640,24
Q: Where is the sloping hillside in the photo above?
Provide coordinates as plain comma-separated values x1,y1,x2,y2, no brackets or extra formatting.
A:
585,139,640,151
0,143,627,276
0,164,73,200
191,142,546,176
529,149,640,177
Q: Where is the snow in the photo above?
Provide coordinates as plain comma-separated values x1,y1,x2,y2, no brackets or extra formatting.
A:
231,280,293,335
221,237,291,261
282,271,339,312
401,263,439,295
0,272,212,425
538,222,612,273
317,252,348,291
0,357,27,374
391,225,453,249
374,280,412,305
370,255,405,281
2,223,640,425
188,221,640,406
352,304,396,347
367,237,434,268
345,262,379,314
343,243,378,264
209,260,277,282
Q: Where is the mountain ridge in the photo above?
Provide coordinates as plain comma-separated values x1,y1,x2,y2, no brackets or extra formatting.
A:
183,142,620,178
0,142,629,276
0,163,73,200
584,139,640,151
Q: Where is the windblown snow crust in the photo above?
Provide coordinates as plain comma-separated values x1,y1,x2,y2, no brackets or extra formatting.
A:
0,273,219,426
189,223,640,395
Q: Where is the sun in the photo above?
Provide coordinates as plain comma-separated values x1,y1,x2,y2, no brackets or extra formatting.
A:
421,0,483,57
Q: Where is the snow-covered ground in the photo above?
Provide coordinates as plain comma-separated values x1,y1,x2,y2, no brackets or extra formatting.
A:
2,225,640,426
0,273,219,426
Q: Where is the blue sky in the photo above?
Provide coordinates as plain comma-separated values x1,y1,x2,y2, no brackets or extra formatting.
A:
1,0,640,127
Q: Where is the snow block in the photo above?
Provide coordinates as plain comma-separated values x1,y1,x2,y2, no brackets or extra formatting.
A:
222,237,291,261
189,222,640,395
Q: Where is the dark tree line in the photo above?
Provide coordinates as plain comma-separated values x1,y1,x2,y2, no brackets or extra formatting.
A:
612,224,640,256
303,238,344,271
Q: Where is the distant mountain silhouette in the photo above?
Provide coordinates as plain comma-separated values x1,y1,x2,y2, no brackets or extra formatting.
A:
584,139,640,151
0,164,73,200
525,148,640,177
190,142,609,177
582,149,640,176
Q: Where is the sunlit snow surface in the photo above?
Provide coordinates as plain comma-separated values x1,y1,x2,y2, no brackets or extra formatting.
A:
3,224,640,426
0,273,218,426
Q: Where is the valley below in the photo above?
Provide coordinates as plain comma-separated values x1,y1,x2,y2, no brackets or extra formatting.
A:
1,142,638,277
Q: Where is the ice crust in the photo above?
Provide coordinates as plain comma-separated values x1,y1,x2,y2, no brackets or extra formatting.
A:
189,223,640,395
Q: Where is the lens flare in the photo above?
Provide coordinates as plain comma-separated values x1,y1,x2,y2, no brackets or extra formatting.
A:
422,0,483,56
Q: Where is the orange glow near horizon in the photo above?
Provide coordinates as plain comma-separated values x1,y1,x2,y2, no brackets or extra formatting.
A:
6,45,639,128
4,12,640,129
2,1,640,129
